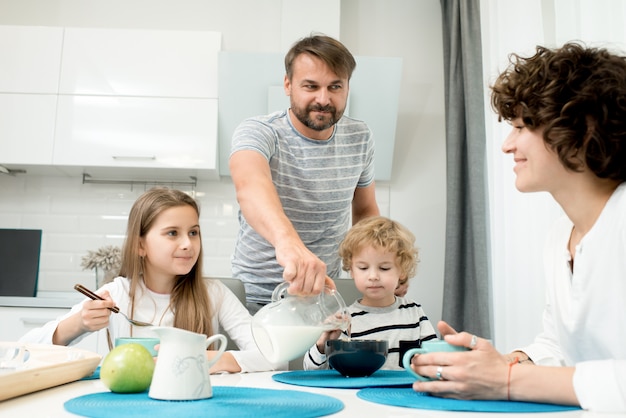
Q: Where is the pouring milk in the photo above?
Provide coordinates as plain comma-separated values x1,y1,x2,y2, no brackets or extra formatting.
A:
251,282,350,363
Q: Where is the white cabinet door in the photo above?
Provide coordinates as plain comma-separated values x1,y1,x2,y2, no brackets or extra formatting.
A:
60,28,220,98
0,307,106,355
53,96,217,170
0,25,63,94
0,94,56,165
0,26,61,166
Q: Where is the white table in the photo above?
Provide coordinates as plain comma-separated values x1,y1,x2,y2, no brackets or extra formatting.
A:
0,371,607,417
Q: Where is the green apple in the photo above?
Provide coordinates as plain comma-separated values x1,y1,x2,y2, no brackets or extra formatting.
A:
100,343,155,393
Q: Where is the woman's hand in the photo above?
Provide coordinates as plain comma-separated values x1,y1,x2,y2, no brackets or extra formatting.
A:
409,321,510,400
436,320,458,338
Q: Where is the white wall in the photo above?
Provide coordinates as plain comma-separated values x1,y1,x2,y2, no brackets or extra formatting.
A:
341,0,446,328
0,0,447,325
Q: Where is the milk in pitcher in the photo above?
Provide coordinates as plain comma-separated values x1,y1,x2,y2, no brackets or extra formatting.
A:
252,324,326,363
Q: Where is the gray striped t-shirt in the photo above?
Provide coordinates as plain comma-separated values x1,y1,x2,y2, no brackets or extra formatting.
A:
230,110,376,304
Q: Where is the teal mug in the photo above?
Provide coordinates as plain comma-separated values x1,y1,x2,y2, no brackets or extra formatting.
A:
402,340,469,381
115,337,160,357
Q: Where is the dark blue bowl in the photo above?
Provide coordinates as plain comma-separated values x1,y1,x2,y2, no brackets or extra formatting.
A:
326,339,388,377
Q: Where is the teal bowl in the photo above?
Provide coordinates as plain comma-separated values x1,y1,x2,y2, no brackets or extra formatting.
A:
326,339,388,377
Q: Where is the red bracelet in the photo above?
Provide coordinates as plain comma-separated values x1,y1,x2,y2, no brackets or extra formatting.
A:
507,357,519,401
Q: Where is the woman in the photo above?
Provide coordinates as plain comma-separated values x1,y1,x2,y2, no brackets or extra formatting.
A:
408,43,626,412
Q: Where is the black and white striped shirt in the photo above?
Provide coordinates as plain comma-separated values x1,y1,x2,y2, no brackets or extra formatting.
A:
304,297,438,370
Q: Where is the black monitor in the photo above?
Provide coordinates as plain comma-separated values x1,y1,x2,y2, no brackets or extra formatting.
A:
0,228,42,297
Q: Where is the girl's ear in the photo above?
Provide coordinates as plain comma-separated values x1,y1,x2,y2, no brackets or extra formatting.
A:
137,238,146,257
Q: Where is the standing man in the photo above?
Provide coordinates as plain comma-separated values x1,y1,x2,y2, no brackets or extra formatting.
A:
229,34,380,313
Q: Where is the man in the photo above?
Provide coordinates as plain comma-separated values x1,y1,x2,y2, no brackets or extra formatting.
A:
229,34,380,313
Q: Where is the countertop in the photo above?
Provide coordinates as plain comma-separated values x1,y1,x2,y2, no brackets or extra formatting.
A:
0,291,83,308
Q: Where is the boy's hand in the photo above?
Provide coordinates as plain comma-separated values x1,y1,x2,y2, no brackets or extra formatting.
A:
315,328,343,354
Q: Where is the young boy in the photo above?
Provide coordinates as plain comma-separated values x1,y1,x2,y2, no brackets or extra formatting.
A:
303,216,437,370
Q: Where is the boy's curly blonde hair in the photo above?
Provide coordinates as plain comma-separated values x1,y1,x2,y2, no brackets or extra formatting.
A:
339,216,419,286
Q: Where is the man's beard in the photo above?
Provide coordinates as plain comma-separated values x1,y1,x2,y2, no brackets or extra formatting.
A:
291,103,343,132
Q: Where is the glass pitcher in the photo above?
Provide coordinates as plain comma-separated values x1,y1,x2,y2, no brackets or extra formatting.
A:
251,282,351,363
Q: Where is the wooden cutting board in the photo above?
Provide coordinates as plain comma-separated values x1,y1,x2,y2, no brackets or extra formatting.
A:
0,343,101,401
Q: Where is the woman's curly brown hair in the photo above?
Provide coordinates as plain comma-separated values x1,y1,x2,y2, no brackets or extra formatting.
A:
491,42,626,181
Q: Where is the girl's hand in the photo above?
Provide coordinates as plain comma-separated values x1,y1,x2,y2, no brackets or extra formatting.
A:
208,351,240,374
53,290,116,345
79,290,116,332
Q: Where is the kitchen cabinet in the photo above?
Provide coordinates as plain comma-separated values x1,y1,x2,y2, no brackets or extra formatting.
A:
0,25,63,94
59,28,219,98
53,96,218,170
0,94,56,165
52,27,221,176
0,306,107,355
0,25,62,166
0,25,221,178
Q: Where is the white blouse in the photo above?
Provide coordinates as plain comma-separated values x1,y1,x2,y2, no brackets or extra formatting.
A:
520,182,626,412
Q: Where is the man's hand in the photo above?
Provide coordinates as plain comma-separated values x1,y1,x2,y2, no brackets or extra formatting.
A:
277,240,333,295
395,281,409,297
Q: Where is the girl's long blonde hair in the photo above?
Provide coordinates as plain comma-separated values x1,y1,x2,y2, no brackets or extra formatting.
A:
119,187,213,337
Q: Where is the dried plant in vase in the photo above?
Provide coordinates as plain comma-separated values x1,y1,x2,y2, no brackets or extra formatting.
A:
81,245,122,289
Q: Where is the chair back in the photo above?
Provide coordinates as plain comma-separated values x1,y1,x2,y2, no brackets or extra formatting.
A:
214,277,247,306
333,279,360,305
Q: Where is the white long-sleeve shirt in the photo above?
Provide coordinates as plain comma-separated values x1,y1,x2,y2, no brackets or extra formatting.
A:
20,277,285,373
520,182,626,412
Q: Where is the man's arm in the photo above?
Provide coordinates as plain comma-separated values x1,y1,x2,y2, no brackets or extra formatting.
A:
230,149,293,248
229,149,331,294
352,182,380,225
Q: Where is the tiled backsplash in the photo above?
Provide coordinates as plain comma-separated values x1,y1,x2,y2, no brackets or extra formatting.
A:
0,174,389,293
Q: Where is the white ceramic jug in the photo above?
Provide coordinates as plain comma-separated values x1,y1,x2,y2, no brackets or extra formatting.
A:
148,326,227,400
251,282,350,363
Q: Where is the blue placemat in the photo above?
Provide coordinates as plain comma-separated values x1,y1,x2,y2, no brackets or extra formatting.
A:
272,369,414,388
357,387,581,413
64,387,343,418
81,366,100,380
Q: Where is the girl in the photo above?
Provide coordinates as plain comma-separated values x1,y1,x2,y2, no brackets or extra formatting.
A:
21,187,284,373
303,216,437,370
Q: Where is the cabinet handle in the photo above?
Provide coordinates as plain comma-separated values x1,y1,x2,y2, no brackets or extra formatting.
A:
20,317,53,326
111,156,156,161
